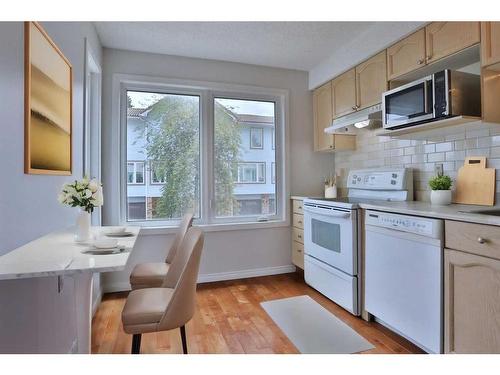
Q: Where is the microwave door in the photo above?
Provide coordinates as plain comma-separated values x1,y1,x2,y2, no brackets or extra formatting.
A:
383,79,434,128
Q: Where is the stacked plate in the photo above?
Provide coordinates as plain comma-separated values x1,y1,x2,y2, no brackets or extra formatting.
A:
103,227,134,237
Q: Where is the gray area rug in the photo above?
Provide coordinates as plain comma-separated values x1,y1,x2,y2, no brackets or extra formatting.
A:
261,295,374,354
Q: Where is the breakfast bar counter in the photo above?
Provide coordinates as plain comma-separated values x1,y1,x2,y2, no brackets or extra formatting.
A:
0,226,140,354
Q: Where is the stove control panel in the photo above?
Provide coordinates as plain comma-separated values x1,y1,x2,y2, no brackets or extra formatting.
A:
347,169,408,190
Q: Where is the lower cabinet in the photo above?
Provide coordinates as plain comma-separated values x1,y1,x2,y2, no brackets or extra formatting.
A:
444,248,500,353
291,198,305,269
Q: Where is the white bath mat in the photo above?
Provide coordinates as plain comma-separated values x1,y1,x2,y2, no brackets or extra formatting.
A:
261,295,374,354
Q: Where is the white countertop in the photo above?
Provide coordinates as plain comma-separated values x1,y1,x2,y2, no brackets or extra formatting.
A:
0,226,140,281
357,200,500,226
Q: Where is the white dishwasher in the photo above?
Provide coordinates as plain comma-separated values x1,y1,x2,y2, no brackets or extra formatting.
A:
364,210,443,353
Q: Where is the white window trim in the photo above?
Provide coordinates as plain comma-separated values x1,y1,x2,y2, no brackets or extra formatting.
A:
110,73,290,232
149,161,167,185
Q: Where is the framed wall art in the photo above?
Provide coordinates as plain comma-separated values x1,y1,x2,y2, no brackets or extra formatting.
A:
25,21,72,175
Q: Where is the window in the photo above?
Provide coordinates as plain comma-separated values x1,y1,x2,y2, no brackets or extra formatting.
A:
150,161,166,184
126,90,200,222
235,162,265,183
214,97,276,218
127,161,145,184
250,127,263,149
121,81,284,225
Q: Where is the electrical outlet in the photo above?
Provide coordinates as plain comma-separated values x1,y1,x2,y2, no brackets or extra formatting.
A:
435,163,443,176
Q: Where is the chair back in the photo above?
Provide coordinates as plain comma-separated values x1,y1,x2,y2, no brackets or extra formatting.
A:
165,212,194,263
159,227,204,331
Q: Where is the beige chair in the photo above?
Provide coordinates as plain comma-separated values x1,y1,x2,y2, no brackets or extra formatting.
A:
129,213,194,290
122,227,204,354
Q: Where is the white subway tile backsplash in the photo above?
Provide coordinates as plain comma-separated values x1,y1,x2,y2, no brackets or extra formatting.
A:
428,152,445,162
334,123,500,202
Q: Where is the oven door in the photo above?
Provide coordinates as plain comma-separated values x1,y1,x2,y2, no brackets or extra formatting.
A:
303,204,357,275
383,76,434,129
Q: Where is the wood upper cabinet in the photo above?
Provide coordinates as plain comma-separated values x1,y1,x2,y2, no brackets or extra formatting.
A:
355,51,388,110
387,29,426,80
313,82,334,151
481,22,500,67
444,248,500,353
425,22,480,64
331,69,357,118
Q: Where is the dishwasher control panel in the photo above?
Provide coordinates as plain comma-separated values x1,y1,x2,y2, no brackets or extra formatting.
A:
365,210,443,238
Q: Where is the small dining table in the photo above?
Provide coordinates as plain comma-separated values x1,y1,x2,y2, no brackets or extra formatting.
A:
0,226,140,354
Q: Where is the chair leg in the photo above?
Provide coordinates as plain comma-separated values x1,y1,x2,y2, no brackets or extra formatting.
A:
131,334,142,354
180,325,188,354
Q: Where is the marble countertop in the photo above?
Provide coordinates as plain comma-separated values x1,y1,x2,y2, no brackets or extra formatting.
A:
0,226,140,281
357,200,500,226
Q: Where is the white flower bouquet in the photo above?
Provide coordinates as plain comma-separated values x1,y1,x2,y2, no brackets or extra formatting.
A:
59,177,103,213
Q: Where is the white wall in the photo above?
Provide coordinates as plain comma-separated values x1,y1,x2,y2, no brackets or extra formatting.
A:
0,22,102,353
101,48,333,291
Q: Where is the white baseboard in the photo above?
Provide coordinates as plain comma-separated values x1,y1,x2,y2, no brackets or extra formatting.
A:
198,264,296,283
102,264,296,293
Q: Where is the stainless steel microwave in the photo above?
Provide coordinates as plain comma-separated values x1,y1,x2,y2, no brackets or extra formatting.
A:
382,70,481,130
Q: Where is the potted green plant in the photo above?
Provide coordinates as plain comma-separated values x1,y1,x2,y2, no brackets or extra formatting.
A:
428,175,453,205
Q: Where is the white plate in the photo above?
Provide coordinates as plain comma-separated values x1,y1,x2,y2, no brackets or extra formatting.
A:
104,231,134,237
93,238,118,249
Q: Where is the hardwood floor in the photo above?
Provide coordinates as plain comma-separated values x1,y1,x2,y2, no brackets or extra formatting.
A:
91,272,424,354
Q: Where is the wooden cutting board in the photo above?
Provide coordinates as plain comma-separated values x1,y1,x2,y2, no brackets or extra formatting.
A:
454,157,496,206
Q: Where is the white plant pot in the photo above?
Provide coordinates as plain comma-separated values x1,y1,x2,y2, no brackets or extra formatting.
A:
75,209,91,242
430,190,452,205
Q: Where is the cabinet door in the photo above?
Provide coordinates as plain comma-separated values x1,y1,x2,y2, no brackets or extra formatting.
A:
355,51,387,110
444,248,500,353
387,29,426,80
313,82,334,151
331,69,357,118
292,241,304,269
481,22,500,67
425,22,480,64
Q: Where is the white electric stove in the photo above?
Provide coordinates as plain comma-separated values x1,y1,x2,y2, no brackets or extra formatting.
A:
303,168,413,315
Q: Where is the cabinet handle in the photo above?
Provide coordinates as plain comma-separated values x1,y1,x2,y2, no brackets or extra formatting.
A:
477,237,487,244
298,234,302,239
298,220,303,224
417,59,424,65
297,249,302,253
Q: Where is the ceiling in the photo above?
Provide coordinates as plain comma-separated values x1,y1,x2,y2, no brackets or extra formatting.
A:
94,22,425,87
94,22,380,71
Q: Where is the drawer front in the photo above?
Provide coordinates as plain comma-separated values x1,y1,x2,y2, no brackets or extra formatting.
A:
445,220,500,260
292,227,304,244
292,241,304,269
293,213,304,229
292,199,304,215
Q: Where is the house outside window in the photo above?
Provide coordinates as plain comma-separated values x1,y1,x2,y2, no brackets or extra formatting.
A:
122,82,285,225
271,162,275,184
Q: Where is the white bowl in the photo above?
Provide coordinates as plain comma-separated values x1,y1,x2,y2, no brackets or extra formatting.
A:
93,238,118,249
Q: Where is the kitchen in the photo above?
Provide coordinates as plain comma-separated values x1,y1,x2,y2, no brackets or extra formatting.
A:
1,3,500,371
294,20,500,355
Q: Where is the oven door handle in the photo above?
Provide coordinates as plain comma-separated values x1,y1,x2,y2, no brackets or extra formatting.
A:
304,206,351,218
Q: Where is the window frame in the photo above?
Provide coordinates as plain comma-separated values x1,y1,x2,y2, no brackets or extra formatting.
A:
234,161,266,184
249,127,264,149
271,161,276,184
127,160,145,185
115,74,288,229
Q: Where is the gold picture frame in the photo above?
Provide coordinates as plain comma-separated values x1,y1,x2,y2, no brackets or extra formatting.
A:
25,21,73,175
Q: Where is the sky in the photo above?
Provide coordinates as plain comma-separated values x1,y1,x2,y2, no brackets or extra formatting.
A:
128,91,275,116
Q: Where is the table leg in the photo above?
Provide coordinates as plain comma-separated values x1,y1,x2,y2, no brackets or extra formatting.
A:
74,272,93,354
